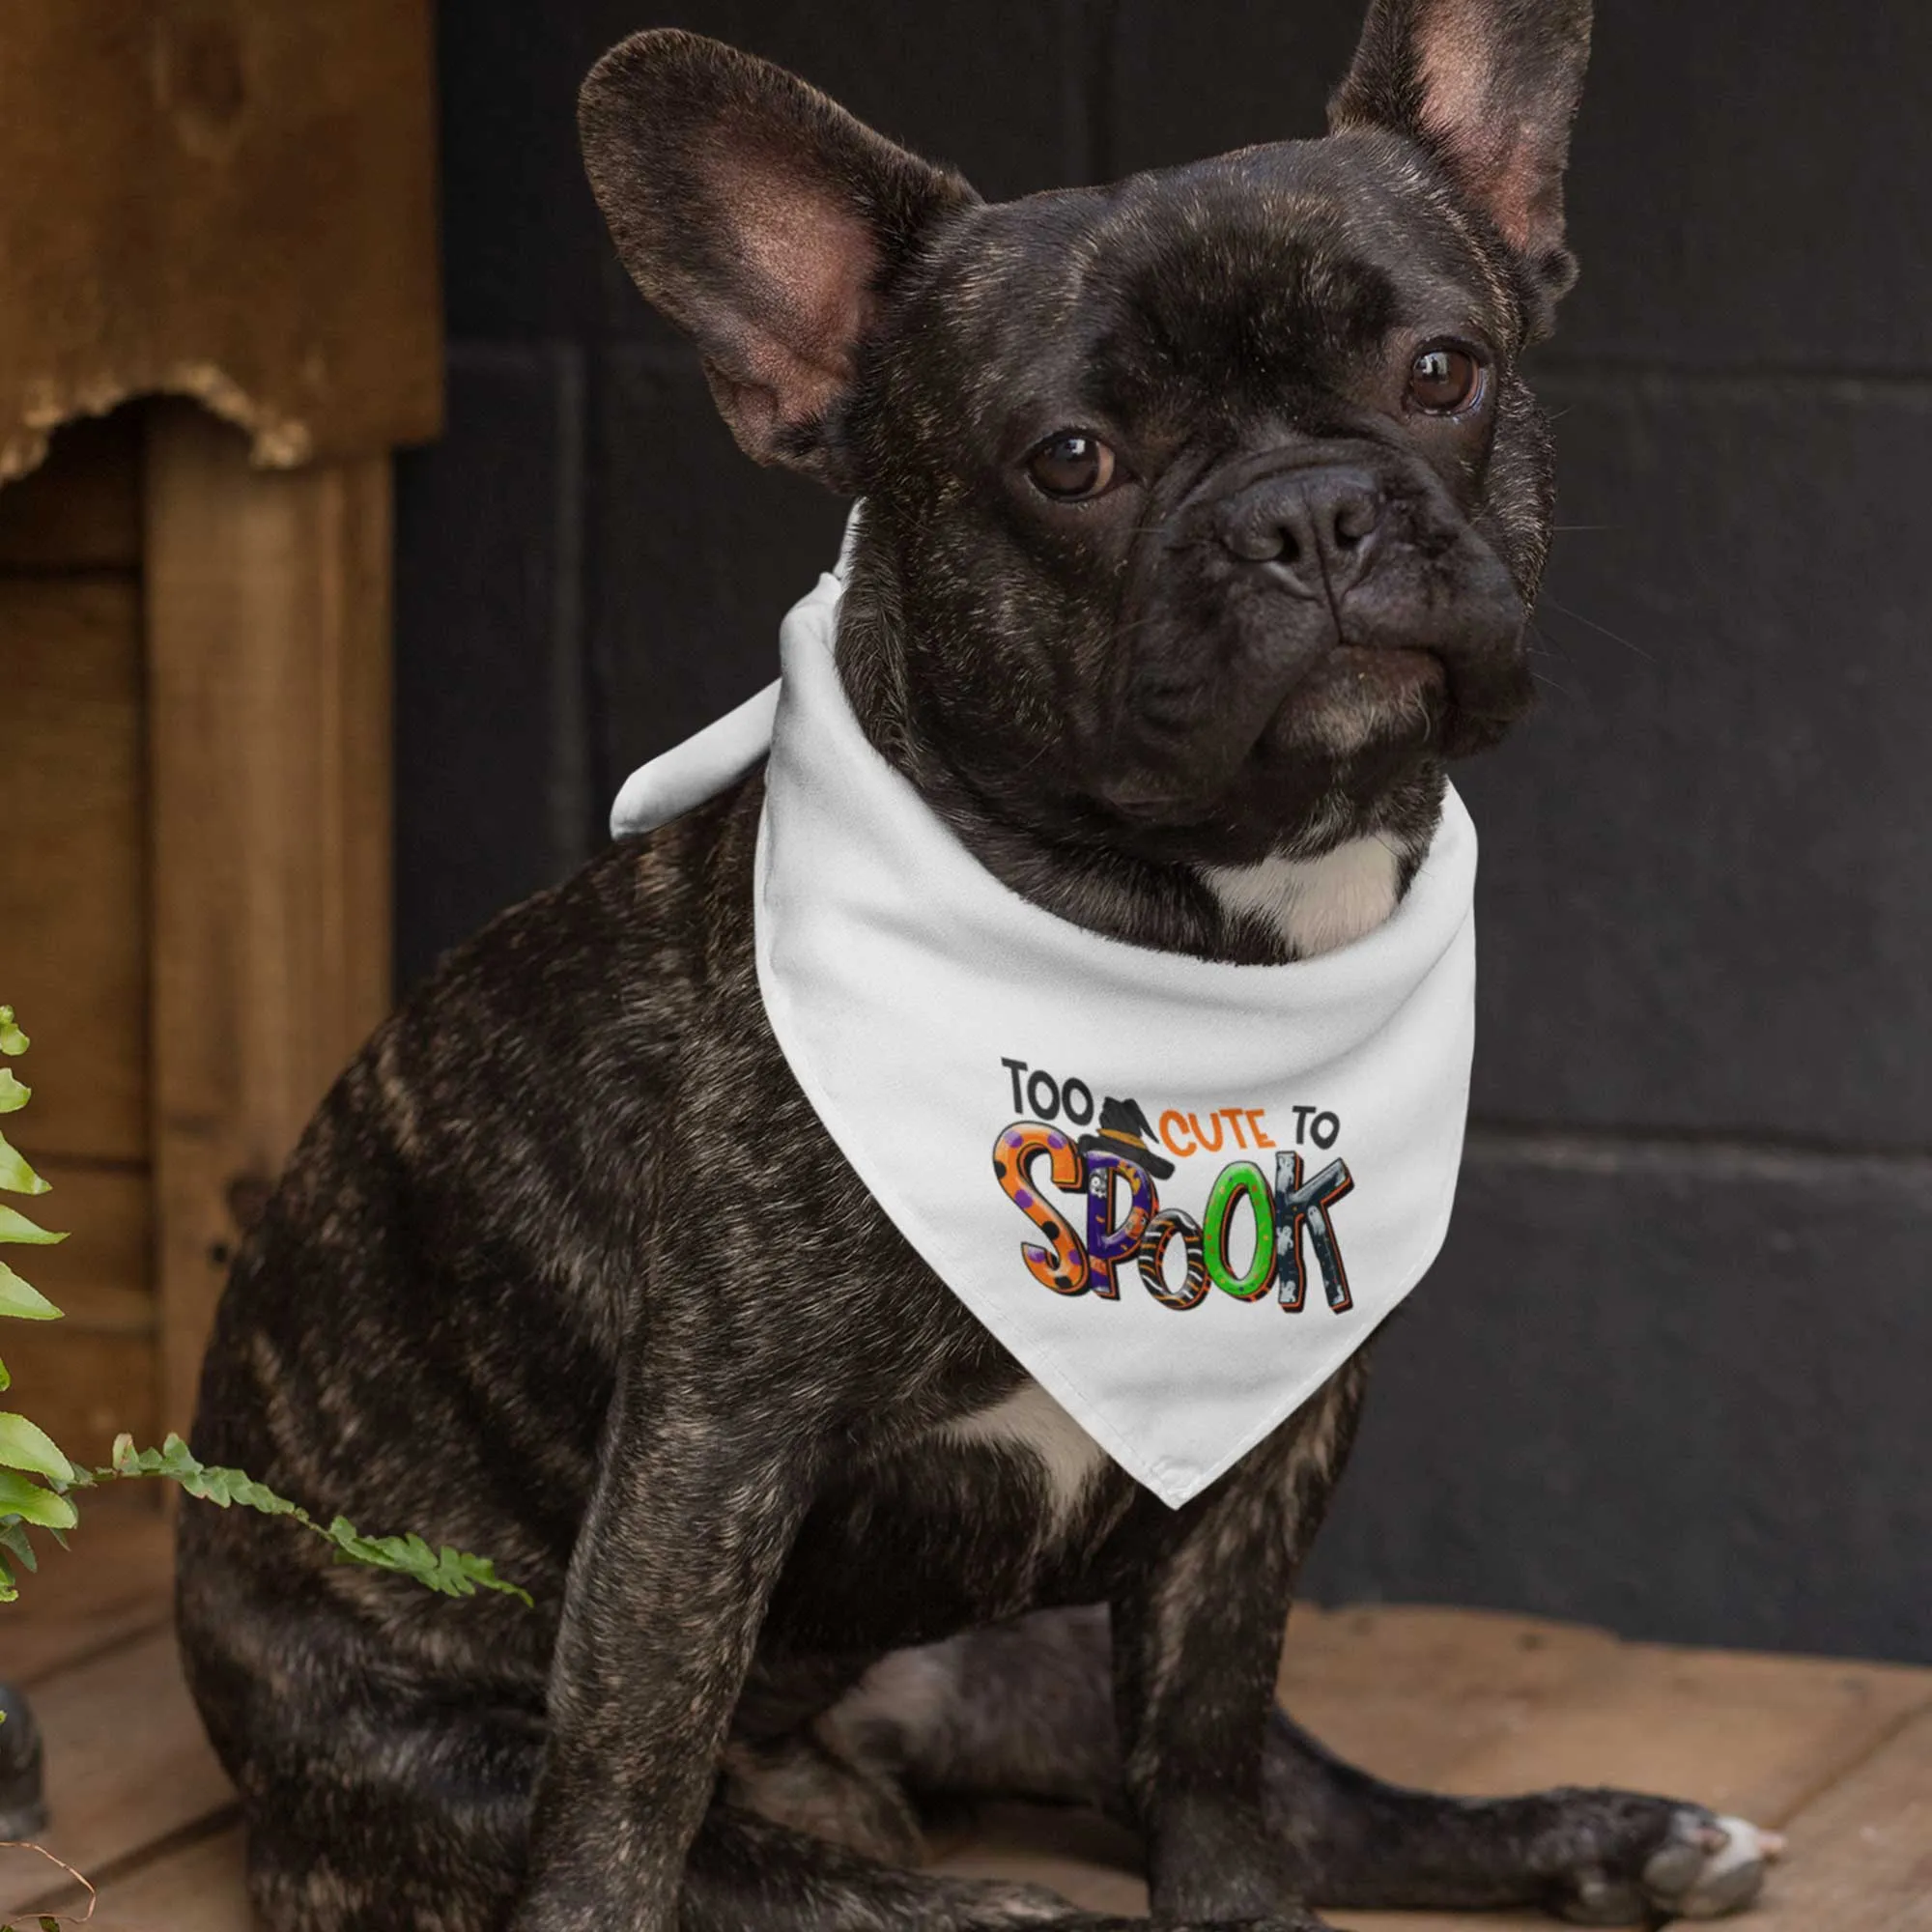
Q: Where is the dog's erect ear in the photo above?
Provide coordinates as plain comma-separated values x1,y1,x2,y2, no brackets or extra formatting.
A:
580,31,977,484
1330,0,1592,308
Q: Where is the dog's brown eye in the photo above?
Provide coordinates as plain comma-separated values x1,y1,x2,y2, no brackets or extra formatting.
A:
1027,432,1117,500
1406,345,1484,415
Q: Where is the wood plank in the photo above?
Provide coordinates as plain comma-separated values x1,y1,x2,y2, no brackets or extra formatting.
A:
1329,1632,1931,1929
145,402,393,1440
0,408,141,571
0,1325,157,1471
934,1604,1634,1928
0,575,149,1162
0,1628,234,1918
1434,1635,1932,1822
1339,1909,1539,1929
22,1160,156,1334
1329,1632,1929,1929
1742,1704,1932,1931
3,1494,170,1686
1280,1602,1628,1792
88,1821,250,1932
8,1596,1926,1929
934,1606,1932,1932
931,1803,1147,1918
0,2,440,482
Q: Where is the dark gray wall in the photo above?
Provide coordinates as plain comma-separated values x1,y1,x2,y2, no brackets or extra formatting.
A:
397,4,1932,1662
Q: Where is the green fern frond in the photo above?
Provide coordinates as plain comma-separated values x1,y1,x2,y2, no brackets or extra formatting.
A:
108,1435,533,1607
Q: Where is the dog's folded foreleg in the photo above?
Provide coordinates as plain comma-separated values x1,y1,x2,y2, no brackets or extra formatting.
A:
825,1606,1777,1925
1260,1715,1780,1923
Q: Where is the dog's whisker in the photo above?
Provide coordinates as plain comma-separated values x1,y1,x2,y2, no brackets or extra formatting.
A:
1539,594,1657,661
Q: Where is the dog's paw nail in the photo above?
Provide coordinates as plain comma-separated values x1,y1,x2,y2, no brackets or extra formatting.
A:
1650,1810,1777,1919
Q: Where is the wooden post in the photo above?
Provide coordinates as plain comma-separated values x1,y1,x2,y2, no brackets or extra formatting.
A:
144,402,393,1438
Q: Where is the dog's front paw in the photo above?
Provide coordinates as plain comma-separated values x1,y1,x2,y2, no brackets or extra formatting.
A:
1551,1804,1784,1924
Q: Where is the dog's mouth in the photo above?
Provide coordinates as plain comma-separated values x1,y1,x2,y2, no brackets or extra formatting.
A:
1295,639,1449,712
1085,613,1533,869
1097,637,1460,823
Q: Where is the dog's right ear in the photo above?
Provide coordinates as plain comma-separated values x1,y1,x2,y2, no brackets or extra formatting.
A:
580,32,977,487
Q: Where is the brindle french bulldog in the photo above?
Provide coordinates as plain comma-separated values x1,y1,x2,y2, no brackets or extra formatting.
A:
177,3,1782,1926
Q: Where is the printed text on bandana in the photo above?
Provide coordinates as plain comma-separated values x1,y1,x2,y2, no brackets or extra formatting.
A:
992,1059,1354,1314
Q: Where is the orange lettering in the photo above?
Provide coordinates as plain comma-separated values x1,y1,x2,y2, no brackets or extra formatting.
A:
993,1122,1089,1295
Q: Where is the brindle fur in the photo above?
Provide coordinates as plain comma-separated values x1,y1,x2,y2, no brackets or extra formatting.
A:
178,4,1773,1927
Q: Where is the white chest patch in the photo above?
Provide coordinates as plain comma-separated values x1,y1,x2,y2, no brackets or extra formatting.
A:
1203,835,1403,959
942,1379,1110,1531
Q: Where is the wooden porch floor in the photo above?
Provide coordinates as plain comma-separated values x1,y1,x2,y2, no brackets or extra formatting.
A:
4,1503,1929,1930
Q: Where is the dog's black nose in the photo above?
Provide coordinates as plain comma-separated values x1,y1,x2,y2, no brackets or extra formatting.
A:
1217,467,1384,600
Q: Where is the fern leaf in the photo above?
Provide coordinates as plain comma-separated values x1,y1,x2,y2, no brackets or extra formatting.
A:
0,1009,26,1057
323,1517,532,1605
0,1070,27,1115
97,1433,531,1606
438,1547,531,1605
186,1463,299,1516
109,1433,301,1516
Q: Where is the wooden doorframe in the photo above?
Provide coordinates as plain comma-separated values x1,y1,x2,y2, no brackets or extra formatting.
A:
0,0,437,1449
144,402,394,1436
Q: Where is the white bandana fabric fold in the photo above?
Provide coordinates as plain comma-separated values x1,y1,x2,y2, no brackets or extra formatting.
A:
612,549,1478,1507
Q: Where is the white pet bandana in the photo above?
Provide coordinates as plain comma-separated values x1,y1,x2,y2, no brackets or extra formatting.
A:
612,538,1478,1507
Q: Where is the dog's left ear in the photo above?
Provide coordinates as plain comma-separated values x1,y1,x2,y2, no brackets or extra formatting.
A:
580,30,979,485
1330,0,1592,320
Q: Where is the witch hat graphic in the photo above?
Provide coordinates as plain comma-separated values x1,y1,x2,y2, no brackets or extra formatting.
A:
1078,1095,1176,1181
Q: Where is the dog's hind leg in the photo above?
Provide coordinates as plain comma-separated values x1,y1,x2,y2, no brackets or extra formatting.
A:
817,1606,1122,1817
224,1698,541,1932
179,1519,545,1932
818,1607,1780,1926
